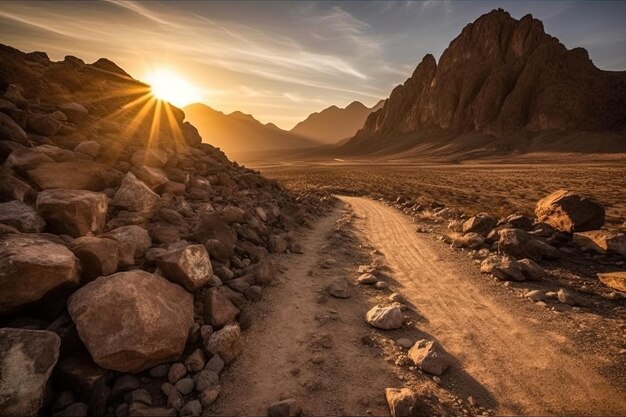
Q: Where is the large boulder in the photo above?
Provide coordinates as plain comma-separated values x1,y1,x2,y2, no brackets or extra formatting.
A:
112,173,160,215
0,329,61,417
497,228,561,261
26,113,63,136
0,168,34,202
462,214,498,236
36,190,108,237
0,234,80,313
26,161,106,191
365,304,404,330
407,339,451,376
598,272,626,292
157,244,213,291
102,225,151,267
193,213,237,263
70,236,119,282
68,271,194,373
203,288,239,328
0,200,45,232
535,190,605,233
131,165,169,191
573,230,626,257
205,324,242,364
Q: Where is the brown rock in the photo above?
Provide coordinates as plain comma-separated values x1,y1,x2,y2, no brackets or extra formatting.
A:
0,200,45,232
598,272,626,292
112,172,160,215
0,329,60,417
157,244,213,291
573,230,626,257
498,228,561,261
0,168,33,201
385,388,421,417
103,225,151,267
131,165,169,191
193,213,236,262
205,323,242,364
480,255,525,281
535,190,605,233
71,236,119,282
462,214,498,236
68,270,193,372
130,148,168,168
365,304,403,329
27,113,63,136
408,339,451,376
267,398,302,417
0,234,80,313
203,287,240,328
36,190,108,237
27,161,106,191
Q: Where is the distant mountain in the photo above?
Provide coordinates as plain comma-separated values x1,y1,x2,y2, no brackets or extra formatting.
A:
341,9,626,158
183,103,322,158
290,100,384,144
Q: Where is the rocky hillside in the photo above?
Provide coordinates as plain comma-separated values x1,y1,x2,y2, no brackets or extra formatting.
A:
342,9,626,157
0,43,332,417
183,103,321,159
290,100,384,144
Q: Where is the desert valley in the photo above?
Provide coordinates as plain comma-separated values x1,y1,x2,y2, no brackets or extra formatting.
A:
0,3,625,417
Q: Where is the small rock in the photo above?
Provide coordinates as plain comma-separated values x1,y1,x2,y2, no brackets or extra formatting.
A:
149,364,169,379
408,339,451,376
199,385,221,407
175,378,195,395
397,338,413,349
357,273,378,285
185,349,206,373
327,278,351,298
194,370,219,392
167,363,187,385
179,399,202,417
267,398,302,417
366,304,404,330
204,354,224,375
384,388,420,417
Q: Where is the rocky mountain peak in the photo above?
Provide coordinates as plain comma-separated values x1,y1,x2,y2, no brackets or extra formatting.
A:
346,9,626,156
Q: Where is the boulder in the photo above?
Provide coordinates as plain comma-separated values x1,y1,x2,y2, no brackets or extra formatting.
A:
59,102,88,123
480,255,525,281
408,339,451,376
384,388,421,417
70,236,119,282
73,141,100,158
102,225,151,267
0,112,27,143
26,161,106,191
193,213,237,263
517,258,545,280
0,200,45,232
573,230,626,257
112,173,160,215
0,329,61,417
503,214,534,231
498,228,561,261
462,214,498,236
130,148,168,168
26,113,63,136
267,398,302,417
365,304,404,330
157,244,213,291
0,234,80,313
205,324,242,364
131,165,169,191
0,168,33,202
535,190,605,233
68,271,194,372
598,272,626,292
452,232,484,249
254,260,276,286
36,190,108,237
327,278,351,299
203,288,240,328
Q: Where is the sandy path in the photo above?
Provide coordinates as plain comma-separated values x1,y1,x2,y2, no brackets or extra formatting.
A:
214,207,401,416
341,196,626,416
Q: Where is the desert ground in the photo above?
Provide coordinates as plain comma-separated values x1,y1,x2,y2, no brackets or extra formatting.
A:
259,160,626,230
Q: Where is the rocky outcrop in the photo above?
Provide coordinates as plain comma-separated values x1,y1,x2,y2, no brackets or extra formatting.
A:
68,271,194,373
343,9,626,156
0,42,332,416
535,190,605,233
0,234,80,313
0,329,61,417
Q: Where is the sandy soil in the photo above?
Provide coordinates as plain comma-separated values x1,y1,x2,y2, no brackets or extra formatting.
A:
211,197,626,416
342,196,626,416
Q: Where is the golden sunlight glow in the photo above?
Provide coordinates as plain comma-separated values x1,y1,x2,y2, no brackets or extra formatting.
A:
144,69,200,107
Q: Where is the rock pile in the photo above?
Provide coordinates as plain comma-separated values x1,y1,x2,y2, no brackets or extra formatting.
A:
0,44,332,417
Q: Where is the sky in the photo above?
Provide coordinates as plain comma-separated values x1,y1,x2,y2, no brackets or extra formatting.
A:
1,1,625,129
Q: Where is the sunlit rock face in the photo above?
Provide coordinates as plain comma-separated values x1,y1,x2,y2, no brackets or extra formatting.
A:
347,9,626,154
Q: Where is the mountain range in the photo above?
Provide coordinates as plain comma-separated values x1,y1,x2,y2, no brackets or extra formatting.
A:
339,9,626,158
183,103,321,158
290,100,384,144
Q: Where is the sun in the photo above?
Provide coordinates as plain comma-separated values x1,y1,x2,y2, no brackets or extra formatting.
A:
143,69,200,107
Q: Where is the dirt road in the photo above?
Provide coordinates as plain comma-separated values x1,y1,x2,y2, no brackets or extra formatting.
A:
342,196,626,416
214,197,626,416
